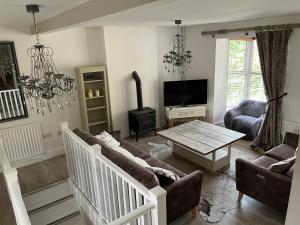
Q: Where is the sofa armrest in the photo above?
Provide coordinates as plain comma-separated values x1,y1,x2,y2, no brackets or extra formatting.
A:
224,107,242,129
164,171,203,222
109,130,122,142
283,132,299,149
236,158,291,210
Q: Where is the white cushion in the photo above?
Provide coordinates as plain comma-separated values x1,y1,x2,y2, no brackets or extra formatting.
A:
95,131,120,147
146,167,180,181
269,156,296,173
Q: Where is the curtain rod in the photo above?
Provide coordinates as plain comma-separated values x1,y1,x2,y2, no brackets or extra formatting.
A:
201,23,300,36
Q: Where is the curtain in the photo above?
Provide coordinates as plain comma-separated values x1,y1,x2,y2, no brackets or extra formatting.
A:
251,26,292,151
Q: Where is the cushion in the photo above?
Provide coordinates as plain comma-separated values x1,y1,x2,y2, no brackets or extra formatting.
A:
146,167,180,183
239,100,266,118
268,156,296,173
146,157,186,178
101,145,159,189
252,156,279,168
120,140,150,159
73,128,91,142
286,165,295,178
265,144,296,161
95,131,120,147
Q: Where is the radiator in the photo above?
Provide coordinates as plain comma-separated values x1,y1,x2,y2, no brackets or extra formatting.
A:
0,123,45,162
282,120,300,135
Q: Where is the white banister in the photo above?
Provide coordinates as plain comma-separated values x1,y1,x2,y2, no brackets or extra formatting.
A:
0,136,31,225
0,89,26,120
149,186,167,225
60,121,167,225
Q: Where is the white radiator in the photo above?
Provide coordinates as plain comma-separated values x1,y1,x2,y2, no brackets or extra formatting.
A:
0,123,45,162
282,120,300,135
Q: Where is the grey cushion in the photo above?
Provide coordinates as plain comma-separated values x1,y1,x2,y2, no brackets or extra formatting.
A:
268,157,296,173
265,144,296,161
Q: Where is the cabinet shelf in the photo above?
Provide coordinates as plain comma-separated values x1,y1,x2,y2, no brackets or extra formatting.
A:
77,66,112,135
85,95,105,100
84,79,103,83
87,106,106,111
88,120,108,126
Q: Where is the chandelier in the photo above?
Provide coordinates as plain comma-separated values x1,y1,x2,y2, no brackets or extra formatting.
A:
163,20,192,79
19,5,75,115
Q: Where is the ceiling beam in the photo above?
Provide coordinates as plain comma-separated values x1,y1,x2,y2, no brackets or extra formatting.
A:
35,0,158,33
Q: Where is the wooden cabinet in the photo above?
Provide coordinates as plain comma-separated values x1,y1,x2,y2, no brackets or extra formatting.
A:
76,66,112,135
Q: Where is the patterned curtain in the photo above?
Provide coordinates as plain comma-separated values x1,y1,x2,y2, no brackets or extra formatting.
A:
251,26,292,151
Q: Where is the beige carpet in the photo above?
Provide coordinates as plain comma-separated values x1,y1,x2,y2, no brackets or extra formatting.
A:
127,135,260,224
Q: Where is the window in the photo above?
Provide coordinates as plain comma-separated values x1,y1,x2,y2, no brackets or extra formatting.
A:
226,39,266,109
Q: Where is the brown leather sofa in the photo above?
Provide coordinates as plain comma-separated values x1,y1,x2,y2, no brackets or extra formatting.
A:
236,132,299,211
73,128,203,223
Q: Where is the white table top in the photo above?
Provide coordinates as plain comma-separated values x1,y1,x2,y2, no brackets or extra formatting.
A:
157,120,246,155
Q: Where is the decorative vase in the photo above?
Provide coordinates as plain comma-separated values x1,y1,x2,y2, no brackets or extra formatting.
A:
87,89,93,98
95,89,100,97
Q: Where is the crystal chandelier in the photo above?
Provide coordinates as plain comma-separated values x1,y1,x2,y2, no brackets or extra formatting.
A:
163,20,192,79
19,5,75,115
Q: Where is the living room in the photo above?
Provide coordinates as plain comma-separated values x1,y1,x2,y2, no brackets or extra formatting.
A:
0,1,299,225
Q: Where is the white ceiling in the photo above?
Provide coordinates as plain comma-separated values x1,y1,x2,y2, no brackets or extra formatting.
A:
88,0,300,26
0,0,89,27
1,0,300,29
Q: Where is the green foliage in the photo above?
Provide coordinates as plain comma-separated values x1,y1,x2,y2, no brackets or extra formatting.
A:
226,40,266,109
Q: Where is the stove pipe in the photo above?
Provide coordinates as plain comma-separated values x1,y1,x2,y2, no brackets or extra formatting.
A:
132,71,143,111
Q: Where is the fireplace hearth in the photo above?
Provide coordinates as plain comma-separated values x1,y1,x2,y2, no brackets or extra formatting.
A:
129,71,156,142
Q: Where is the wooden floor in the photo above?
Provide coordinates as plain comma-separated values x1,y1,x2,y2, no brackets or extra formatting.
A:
126,134,287,225
0,173,17,225
0,134,286,225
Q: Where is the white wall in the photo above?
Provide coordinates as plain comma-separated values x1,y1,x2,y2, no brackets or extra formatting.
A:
285,29,300,225
103,26,159,137
213,39,229,124
284,29,300,123
0,26,106,156
184,26,216,122
156,27,178,127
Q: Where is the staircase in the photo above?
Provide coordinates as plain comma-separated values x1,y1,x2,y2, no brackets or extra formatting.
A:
22,179,86,225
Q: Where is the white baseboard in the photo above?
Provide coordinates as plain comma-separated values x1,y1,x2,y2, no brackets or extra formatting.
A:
11,147,65,168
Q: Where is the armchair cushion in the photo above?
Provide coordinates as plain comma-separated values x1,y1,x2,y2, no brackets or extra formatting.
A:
231,115,263,140
265,144,296,161
268,156,296,173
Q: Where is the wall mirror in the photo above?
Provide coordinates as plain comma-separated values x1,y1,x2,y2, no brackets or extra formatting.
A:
0,41,28,122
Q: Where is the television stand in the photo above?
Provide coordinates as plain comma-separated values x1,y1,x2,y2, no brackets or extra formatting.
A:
165,105,206,128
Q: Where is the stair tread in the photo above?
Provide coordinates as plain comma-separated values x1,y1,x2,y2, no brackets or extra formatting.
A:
22,179,69,197
24,180,71,212
51,213,85,225
29,196,78,225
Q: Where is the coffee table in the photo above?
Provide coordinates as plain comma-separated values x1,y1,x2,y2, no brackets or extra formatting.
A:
157,120,246,173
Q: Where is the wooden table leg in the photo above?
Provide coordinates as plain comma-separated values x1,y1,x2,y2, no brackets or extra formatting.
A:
192,207,197,218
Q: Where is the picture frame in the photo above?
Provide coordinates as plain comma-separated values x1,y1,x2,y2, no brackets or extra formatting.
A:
0,41,28,122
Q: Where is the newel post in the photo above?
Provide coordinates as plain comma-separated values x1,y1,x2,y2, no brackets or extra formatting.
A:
150,186,167,225
60,121,69,130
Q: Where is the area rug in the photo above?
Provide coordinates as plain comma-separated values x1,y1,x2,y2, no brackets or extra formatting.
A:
129,135,260,224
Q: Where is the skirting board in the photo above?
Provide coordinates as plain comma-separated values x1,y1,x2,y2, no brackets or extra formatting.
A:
11,147,65,168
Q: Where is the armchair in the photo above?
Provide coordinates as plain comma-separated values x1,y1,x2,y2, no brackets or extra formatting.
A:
224,100,266,140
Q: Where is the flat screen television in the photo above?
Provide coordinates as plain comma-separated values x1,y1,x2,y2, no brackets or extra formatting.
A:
164,79,208,106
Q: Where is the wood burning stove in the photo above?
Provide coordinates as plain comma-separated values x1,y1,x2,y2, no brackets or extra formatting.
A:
129,71,156,142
